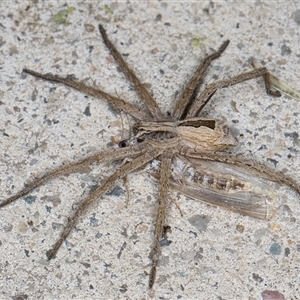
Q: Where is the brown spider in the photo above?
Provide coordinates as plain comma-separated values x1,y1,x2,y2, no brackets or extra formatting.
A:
1,24,299,289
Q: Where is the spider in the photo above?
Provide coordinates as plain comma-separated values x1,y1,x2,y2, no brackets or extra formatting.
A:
1,24,299,289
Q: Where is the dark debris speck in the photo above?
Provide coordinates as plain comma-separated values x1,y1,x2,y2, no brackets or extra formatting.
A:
24,195,36,205
257,145,267,151
236,224,244,233
284,247,290,257
188,214,211,232
29,158,38,166
66,74,77,80
107,186,125,197
117,241,127,259
89,184,99,194
194,249,204,260
80,262,91,268
160,238,172,247
155,14,162,21
119,284,128,293
287,147,299,154
31,88,38,101
95,232,102,239
90,216,99,227
252,273,263,283
267,158,278,167
51,222,63,230
224,248,236,254
281,44,292,56
12,295,28,300
269,242,282,255
284,131,298,139
44,119,52,126
83,104,91,117
294,9,300,25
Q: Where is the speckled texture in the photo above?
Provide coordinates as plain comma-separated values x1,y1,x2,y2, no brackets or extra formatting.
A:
0,2,300,300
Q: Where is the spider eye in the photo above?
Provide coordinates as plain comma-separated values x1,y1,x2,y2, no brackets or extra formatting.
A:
118,140,128,148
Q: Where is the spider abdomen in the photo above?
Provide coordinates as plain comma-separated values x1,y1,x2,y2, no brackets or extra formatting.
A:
192,170,246,192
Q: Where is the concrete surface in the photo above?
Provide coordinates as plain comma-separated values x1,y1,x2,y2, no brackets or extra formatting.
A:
0,1,300,300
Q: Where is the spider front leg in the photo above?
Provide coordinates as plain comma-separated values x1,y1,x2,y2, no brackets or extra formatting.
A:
186,67,281,118
149,153,172,288
46,147,162,260
1,143,148,208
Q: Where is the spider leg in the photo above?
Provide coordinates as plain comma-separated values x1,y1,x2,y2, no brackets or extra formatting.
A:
181,149,300,196
98,24,163,120
46,146,163,260
1,143,148,208
173,40,230,120
252,60,300,100
186,67,281,118
22,68,147,120
149,153,172,288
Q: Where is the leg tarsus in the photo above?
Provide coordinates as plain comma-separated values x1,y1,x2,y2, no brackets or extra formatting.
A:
149,264,157,289
251,60,282,97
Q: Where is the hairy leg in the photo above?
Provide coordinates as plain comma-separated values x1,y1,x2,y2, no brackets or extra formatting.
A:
186,67,281,118
23,68,147,120
46,147,163,260
1,143,148,208
99,24,163,119
173,40,229,120
149,153,172,288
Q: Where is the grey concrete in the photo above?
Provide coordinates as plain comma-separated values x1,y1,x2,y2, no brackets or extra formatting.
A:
0,2,299,299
